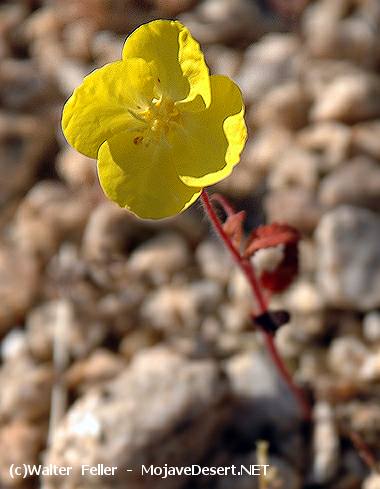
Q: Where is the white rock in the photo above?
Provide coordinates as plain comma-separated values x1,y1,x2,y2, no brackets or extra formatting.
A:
363,312,380,342
316,206,380,309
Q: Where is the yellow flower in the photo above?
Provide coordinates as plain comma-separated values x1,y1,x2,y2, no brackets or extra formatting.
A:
62,20,247,219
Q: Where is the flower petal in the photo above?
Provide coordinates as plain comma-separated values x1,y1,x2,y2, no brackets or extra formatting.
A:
172,75,247,188
97,132,202,219
62,58,155,159
122,20,210,109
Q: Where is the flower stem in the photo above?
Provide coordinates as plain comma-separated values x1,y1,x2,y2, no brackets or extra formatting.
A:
200,189,311,420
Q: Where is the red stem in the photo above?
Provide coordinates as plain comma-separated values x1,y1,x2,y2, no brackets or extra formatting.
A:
201,189,311,420
211,193,236,217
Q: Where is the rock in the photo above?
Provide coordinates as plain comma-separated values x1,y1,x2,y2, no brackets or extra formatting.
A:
153,0,198,16
284,281,325,314
363,312,380,343
196,240,232,285
141,284,199,331
0,358,53,422
90,31,124,64
82,202,138,262
119,328,161,360
65,350,126,392
359,349,380,382
128,233,190,285
328,337,368,380
225,350,300,437
297,122,351,171
62,19,95,61
0,58,55,110
0,113,54,205
26,300,106,361
56,59,91,97
265,188,322,233
268,147,319,191
0,420,44,487
56,146,96,188
236,33,300,103
179,0,268,45
319,157,380,210
44,347,228,489
302,0,380,66
316,206,380,309
311,402,340,484
13,181,93,261
204,44,241,79
0,246,39,335
1,329,29,362
246,126,293,174
250,81,310,130
311,74,380,123
364,474,380,489
352,121,380,160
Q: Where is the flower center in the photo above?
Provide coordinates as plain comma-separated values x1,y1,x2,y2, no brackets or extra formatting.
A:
130,97,181,146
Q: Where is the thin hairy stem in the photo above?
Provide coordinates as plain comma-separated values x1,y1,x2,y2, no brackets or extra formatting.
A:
201,189,311,420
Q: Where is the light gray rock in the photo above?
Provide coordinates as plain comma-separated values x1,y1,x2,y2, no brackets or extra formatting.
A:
311,402,340,484
225,350,300,437
236,33,300,103
316,206,380,309
0,358,53,422
311,74,380,123
297,122,351,171
250,81,310,130
265,188,323,233
128,233,191,285
363,312,380,343
363,474,380,489
268,147,319,191
352,121,380,160
44,347,227,489
179,0,269,45
0,420,44,487
0,246,39,335
319,157,380,210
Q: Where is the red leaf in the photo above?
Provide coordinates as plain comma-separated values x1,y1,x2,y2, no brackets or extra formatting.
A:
223,211,246,249
244,223,301,293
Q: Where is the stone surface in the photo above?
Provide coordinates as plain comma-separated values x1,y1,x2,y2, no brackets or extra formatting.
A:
0,420,44,487
311,74,380,123
44,347,228,489
316,206,380,309
319,157,380,210
311,402,340,484
0,246,39,335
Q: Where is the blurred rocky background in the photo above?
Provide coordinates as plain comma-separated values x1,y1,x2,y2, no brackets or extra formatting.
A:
1,0,380,488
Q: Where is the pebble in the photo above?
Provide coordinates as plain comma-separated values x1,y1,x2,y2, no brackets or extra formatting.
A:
265,188,323,233
237,33,300,103
128,232,191,285
44,347,227,489
250,81,310,130
0,358,53,422
311,74,380,123
319,157,380,210
297,122,351,172
363,474,380,489
268,147,319,191
352,121,380,160
311,402,340,484
0,246,39,335
328,336,368,380
363,312,380,343
0,420,44,487
316,206,380,309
